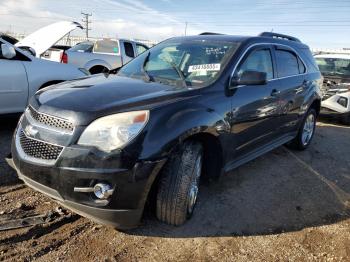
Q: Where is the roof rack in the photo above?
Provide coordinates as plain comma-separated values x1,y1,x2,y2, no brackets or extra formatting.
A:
259,32,301,43
199,32,225,35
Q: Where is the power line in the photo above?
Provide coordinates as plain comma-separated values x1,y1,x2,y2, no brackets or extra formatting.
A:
81,12,92,39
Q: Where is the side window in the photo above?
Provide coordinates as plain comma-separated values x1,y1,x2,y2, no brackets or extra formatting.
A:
298,57,306,74
94,40,120,54
237,49,274,80
124,42,135,58
275,49,300,77
136,44,148,55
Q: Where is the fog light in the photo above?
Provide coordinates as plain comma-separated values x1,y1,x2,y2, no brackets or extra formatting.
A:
93,183,114,200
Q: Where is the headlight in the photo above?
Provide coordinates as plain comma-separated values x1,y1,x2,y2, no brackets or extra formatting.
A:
78,111,149,152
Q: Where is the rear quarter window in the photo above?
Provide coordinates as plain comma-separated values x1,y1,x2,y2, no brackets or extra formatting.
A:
94,40,120,55
299,48,320,73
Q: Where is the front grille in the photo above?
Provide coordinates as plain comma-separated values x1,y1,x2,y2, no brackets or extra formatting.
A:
28,106,74,132
19,130,63,160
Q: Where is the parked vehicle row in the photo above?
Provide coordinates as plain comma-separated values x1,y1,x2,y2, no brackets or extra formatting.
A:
0,21,152,114
6,32,322,229
315,53,350,124
0,38,87,114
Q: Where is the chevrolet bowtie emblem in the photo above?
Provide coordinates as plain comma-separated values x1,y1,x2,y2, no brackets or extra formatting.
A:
25,125,39,137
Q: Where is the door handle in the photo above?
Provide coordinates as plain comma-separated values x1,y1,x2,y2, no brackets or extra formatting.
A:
270,89,281,97
295,87,304,94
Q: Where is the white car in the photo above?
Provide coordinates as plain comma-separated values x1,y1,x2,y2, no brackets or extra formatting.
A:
0,21,88,114
315,53,350,124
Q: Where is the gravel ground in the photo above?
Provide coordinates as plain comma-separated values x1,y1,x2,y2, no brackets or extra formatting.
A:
0,115,350,261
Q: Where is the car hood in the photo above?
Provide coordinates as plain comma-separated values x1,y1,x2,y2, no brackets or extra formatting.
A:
15,21,82,57
34,75,190,123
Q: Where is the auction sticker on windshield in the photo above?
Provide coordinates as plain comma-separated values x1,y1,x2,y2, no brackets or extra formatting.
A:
188,64,221,72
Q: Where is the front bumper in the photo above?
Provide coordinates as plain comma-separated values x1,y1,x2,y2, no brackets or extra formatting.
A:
320,107,350,122
8,134,166,229
6,157,143,229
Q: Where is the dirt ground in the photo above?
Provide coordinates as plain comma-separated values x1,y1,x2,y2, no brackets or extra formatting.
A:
1,115,350,262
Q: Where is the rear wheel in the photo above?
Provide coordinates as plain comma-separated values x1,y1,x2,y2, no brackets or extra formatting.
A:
156,141,203,226
288,108,317,150
89,66,109,74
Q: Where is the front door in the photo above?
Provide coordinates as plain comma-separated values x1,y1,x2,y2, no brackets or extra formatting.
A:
230,45,280,159
0,42,28,114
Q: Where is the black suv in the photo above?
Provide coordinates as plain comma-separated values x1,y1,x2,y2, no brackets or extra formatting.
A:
7,32,322,229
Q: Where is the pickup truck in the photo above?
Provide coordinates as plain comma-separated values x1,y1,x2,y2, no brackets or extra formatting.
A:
63,39,149,74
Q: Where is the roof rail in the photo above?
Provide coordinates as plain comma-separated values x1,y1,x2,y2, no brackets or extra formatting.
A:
199,32,225,35
259,32,301,43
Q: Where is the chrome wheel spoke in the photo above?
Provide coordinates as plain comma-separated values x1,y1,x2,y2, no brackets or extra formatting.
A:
302,113,315,146
187,154,202,215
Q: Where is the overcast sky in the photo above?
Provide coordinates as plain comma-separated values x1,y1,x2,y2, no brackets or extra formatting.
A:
0,0,349,48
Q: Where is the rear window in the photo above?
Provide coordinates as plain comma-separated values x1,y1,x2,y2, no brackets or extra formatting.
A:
94,40,120,55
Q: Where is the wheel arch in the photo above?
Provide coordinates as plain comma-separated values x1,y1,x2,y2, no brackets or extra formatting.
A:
39,80,63,89
310,98,321,116
183,132,224,181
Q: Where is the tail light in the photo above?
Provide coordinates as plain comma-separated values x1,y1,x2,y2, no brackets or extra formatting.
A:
61,52,68,64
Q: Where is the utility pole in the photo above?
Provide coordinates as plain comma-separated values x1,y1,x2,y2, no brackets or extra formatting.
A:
184,22,188,36
81,12,92,39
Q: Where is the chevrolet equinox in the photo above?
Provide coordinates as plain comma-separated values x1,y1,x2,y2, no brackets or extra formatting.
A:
7,32,322,229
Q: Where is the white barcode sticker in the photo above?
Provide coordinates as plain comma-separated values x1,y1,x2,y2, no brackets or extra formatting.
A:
188,63,221,73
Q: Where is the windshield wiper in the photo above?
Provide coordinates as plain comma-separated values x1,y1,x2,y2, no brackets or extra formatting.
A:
160,58,187,87
141,51,152,82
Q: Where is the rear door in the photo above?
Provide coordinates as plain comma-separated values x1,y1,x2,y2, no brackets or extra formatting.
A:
0,42,29,114
273,45,307,134
230,45,281,157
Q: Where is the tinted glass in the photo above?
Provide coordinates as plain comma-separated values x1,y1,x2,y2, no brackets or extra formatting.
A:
124,42,135,57
237,49,273,80
298,57,306,74
69,42,94,52
118,39,239,88
276,50,299,77
94,40,120,54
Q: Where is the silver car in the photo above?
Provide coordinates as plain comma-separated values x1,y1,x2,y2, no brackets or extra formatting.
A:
0,39,87,114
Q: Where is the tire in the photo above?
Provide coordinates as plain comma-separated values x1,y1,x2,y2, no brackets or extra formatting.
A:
288,108,317,150
156,141,203,226
89,66,109,75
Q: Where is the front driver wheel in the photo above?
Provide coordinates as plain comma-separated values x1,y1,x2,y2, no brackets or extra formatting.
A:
156,141,203,226
288,108,317,150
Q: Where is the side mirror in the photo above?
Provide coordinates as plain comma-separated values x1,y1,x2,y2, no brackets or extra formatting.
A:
230,70,267,88
1,43,16,59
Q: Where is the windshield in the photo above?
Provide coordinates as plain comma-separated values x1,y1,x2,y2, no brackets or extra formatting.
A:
315,57,350,77
69,42,94,52
118,39,240,88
